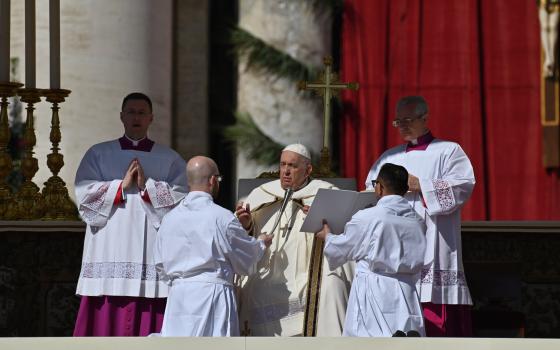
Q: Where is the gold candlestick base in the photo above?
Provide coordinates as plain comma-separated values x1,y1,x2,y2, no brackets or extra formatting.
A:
42,174,78,220
15,88,45,220
42,88,78,221
0,82,24,220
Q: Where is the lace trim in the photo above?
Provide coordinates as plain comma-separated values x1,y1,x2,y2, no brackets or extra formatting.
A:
80,183,110,221
154,181,174,207
250,298,305,325
421,267,468,287
80,262,161,281
432,179,455,211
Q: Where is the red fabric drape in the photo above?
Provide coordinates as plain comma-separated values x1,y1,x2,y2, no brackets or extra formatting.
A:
340,0,560,220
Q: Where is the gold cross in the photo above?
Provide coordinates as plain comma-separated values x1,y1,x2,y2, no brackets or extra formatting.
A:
299,56,359,177
299,56,358,175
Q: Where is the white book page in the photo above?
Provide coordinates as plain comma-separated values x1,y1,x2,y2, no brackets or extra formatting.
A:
301,188,377,234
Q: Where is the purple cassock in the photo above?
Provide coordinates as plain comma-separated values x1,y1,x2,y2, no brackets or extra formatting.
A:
73,135,188,336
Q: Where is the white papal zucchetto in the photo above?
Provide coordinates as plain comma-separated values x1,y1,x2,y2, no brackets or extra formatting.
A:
282,143,311,160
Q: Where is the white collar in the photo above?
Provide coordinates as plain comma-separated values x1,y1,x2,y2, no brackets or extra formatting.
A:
125,134,146,147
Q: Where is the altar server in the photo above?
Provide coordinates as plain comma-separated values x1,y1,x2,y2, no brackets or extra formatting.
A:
317,163,427,337
155,156,273,336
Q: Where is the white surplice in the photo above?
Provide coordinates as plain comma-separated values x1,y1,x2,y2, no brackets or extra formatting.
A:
365,139,475,305
324,195,427,337
75,138,187,298
239,179,355,336
154,191,266,337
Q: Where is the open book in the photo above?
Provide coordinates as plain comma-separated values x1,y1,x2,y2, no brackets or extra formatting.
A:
300,188,378,235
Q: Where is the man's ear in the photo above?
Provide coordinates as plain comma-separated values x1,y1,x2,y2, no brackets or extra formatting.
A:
306,163,313,177
376,182,384,197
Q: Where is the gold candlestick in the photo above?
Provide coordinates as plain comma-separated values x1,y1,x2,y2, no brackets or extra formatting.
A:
0,81,24,220
15,87,44,219
42,88,78,220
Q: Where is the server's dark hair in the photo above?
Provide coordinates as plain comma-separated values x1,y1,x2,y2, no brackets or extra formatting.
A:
377,163,409,196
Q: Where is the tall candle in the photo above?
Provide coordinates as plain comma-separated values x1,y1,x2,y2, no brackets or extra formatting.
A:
25,0,35,88
0,0,10,83
49,0,60,89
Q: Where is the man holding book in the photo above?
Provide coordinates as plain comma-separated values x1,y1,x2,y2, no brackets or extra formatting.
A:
317,163,427,337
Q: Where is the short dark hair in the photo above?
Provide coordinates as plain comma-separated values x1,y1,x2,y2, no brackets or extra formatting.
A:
122,92,152,112
377,163,409,196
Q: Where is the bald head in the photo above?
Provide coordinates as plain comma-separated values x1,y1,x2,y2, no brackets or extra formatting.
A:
186,156,219,188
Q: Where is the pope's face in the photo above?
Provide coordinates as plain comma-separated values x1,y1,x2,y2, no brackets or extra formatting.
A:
279,151,311,190
120,99,153,140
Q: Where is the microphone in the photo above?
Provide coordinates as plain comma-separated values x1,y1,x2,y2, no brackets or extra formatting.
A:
269,187,293,235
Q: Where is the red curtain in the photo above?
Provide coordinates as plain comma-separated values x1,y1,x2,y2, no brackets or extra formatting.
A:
340,0,560,220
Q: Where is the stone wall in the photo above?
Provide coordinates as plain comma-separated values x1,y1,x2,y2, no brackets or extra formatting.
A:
236,0,332,178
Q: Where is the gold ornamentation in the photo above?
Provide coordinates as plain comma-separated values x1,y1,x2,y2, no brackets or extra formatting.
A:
14,88,45,220
539,0,560,13
302,236,325,336
42,89,78,220
0,82,24,220
299,56,358,177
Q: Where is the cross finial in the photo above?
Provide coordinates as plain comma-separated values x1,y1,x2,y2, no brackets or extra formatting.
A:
299,56,359,175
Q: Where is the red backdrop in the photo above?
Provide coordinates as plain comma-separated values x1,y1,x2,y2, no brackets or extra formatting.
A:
340,0,560,220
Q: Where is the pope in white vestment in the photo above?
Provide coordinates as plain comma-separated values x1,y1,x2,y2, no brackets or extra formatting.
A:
237,144,354,336
320,182,427,336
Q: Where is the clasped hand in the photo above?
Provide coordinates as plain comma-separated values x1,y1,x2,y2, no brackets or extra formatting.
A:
122,158,146,191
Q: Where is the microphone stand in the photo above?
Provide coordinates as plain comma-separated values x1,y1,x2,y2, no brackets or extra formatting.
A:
269,187,293,236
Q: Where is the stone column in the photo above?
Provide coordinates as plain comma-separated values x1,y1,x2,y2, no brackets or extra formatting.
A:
9,0,174,200
172,0,209,160
237,0,332,178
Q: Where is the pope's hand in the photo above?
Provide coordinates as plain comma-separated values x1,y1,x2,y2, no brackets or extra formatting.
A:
258,233,274,248
302,205,310,215
236,202,253,230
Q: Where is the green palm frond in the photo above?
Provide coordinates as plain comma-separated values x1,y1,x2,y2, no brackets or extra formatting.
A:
228,1,343,166
223,112,285,166
231,27,317,83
